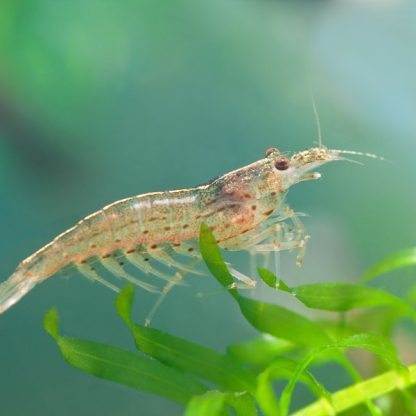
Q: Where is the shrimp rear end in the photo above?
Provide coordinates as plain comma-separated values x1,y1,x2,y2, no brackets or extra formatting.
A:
0,238,65,313
0,272,36,314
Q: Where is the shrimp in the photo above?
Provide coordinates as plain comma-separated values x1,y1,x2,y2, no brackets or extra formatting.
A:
0,146,375,320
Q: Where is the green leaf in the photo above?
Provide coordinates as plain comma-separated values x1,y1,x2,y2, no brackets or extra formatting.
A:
255,268,413,315
43,307,59,339
257,267,277,289
185,390,258,416
363,247,416,282
226,392,258,416
237,295,330,347
199,223,237,298
44,308,207,404
228,335,293,368
184,391,228,416
257,267,290,292
279,333,406,416
116,285,256,393
292,283,414,314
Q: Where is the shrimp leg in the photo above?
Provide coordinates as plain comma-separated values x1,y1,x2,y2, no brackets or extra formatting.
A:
145,258,201,327
77,263,120,293
147,246,204,275
124,249,183,284
99,256,160,293
234,214,309,265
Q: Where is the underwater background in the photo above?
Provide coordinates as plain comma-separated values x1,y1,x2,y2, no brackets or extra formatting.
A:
0,1,415,415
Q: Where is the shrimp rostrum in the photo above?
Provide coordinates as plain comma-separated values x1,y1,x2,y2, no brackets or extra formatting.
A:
0,146,367,317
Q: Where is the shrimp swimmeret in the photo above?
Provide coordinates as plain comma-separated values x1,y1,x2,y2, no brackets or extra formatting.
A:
0,146,374,320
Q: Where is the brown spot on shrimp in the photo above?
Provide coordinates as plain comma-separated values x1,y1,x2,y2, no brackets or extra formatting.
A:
149,216,167,222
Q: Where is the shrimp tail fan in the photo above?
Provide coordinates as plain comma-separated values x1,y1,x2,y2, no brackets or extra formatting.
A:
0,272,36,314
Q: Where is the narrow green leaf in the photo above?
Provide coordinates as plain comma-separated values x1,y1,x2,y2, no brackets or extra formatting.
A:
237,296,330,347
257,267,290,292
184,391,228,416
115,283,134,324
279,333,406,416
185,391,257,416
226,392,258,416
44,309,207,404
43,307,59,339
228,335,293,368
257,267,277,289
363,247,416,282
116,285,256,392
255,268,413,315
199,223,237,297
292,283,414,315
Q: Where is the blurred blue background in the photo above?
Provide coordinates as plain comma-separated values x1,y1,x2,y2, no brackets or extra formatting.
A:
1,0,415,414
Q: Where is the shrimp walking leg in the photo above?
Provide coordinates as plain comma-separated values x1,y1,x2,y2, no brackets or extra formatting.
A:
77,263,120,292
228,267,257,288
100,256,160,293
145,258,201,327
148,247,204,275
124,250,187,285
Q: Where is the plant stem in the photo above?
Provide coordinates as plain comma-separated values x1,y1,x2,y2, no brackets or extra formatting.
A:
292,364,416,416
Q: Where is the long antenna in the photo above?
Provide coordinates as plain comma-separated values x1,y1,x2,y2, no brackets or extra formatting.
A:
310,92,323,148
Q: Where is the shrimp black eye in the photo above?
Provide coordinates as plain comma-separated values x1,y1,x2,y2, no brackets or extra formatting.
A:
265,148,279,158
274,157,290,171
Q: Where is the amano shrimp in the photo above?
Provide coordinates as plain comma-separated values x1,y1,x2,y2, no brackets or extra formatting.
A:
0,146,376,321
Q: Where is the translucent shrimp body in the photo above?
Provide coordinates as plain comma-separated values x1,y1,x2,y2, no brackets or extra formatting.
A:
0,147,349,315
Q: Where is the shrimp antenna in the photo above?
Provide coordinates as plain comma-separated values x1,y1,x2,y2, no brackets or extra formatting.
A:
310,92,323,148
332,149,388,163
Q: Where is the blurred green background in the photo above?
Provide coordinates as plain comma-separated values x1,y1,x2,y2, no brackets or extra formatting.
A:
0,0,415,415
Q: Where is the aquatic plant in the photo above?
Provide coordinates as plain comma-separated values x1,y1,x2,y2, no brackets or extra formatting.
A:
44,225,416,415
